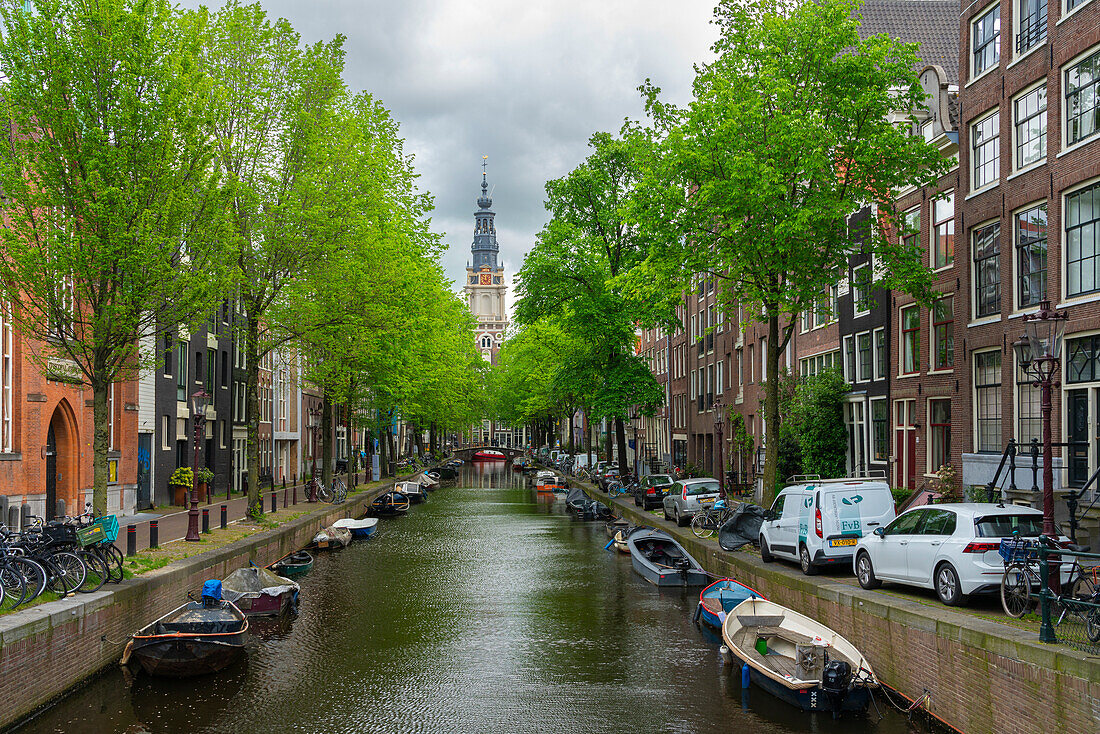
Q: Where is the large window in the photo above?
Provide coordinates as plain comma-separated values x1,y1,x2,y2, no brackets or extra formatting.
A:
852,263,872,315
901,305,919,375
176,342,187,402
933,194,954,269
874,327,886,380
799,350,839,378
1067,334,1100,383
871,398,888,462
1014,84,1046,169
1017,0,1046,55
974,350,1003,453
902,207,920,253
844,335,856,382
1066,49,1100,146
972,4,1000,77
1065,182,1100,297
1016,352,1041,444
929,399,951,473
973,222,1001,317
1015,203,1047,308
857,331,872,382
932,296,954,370
972,111,1000,190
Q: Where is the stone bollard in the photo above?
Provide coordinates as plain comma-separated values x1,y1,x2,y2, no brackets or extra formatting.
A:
270,491,277,514
202,508,210,534
149,520,159,548
220,504,227,529
126,525,136,556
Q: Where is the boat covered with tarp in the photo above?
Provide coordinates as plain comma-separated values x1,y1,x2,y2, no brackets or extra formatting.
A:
626,528,709,586
565,488,611,520
221,565,299,617
721,597,878,714
312,525,352,549
122,581,248,677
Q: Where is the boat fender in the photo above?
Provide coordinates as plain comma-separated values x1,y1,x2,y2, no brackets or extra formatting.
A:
604,538,615,551
741,662,751,688
692,603,702,625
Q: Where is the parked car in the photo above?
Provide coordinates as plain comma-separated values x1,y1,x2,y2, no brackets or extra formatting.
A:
662,477,721,526
851,503,1072,606
635,473,675,510
597,467,621,490
759,477,896,576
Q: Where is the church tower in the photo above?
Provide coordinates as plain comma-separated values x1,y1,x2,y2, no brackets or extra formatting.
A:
463,157,509,365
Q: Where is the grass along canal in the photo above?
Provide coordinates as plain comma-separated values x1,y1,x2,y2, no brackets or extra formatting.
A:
15,462,929,733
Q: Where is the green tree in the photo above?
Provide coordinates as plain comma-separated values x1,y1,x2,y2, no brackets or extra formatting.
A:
515,131,665,471
789,368,849,479
0,0,226,516
633,0,947,502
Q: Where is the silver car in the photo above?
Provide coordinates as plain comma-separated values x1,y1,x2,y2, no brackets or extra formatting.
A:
662,478,721,526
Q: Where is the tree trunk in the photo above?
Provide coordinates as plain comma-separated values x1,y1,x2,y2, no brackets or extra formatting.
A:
245,316,262,519
429,421,437,455
321,390,333,489
584,407,593,472
762,313,781,506
605,419,613,464
413,421,425,456
567,409,576,455
615,416,628,478
378,423,388,475
91,377,110,517
387,428,397,466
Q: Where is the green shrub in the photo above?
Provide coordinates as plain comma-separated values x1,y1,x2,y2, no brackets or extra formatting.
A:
169,467,193,486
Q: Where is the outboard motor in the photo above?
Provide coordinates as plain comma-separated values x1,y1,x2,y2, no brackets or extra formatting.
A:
821,659,853,715
201,579,223,608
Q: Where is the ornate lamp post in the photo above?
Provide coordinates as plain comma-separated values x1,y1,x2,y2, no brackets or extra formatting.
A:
308,405,322,502
1013,299,1068,538
714,400,726,499
186,390,209,542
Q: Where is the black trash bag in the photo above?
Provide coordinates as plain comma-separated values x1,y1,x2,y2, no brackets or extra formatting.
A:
718,502,769,551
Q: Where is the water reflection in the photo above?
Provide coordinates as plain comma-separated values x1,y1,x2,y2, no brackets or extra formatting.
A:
18,462,927,734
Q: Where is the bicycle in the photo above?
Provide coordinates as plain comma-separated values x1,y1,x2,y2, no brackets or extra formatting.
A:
307,477,346,504
1000,535,1097,621
691,498,735,540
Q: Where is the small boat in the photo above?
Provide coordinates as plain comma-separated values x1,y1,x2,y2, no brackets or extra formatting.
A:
722,598,878,714
122,581,248,677
367,491,411,517
695,578,764,630
312,525,352,549
473,449,506,461
221,565,300,617
396,480,426,504
612,527,636,553
415,472,440,490
536,473,567,492
626,528,709,586
565,488,611,520
437,465,458,480
269,551,313,578
332,517,379,538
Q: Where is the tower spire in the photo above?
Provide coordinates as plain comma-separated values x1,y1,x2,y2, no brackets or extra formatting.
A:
472,155,497,269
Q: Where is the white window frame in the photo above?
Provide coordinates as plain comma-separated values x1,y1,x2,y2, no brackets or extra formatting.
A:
971,3,1000,80
1014,0,1046,59
856,331,873,383
843,334,855,382
1063,44,1100,151
1012,81,1046,172
973,348,1003,453
1062,176,1100,301
852,263,871,317
971,109,1000,192
873,327,886,381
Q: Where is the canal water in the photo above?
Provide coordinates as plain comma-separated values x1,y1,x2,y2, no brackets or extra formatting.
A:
19,463,930,733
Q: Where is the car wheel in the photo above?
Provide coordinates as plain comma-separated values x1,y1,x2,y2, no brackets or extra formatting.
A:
935,563,964,606
799,545,818,576
676,507,689,527
759,537,773,563
856,552,881,590
662,505,671,522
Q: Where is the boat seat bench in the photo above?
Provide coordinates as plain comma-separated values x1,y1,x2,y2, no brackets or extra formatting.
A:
754,626,814,645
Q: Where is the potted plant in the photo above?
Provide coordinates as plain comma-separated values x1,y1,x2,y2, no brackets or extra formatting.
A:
196,467,214,502
169,467,193,506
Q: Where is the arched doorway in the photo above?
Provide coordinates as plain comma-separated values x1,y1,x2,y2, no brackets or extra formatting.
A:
45,401,77,520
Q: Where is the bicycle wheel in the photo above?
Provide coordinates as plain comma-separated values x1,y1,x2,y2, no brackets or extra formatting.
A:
8,557,46,600
334,479,347,502
1001,564,1033,618
607,482,622,497
691,512,715,539
46,551,85,596
101,544,124,583
0,563,26,611
76,551,108,593
315,483,334,503
1087,608,1100,643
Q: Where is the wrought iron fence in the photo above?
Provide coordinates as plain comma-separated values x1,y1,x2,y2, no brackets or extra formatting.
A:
1038,543,1100,655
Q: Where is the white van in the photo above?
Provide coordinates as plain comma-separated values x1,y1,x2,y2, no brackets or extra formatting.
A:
759,476,896,576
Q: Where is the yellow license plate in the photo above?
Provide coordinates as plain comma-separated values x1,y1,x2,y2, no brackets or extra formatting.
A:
831,538,857,547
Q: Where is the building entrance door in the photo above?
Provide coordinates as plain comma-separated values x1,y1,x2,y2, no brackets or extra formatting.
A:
893,399,916,491
45,424,57,519
137,434,152,510
1068,388,1093,487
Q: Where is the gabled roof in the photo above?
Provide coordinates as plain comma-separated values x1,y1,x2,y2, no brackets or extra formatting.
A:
856,1,959,85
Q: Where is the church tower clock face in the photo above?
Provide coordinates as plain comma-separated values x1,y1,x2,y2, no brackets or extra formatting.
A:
480,273,492,285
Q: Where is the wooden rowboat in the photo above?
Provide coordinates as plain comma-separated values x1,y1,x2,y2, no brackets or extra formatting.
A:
626,528,709,586
721,597,878,714
695,578,764,630
269,551,313,578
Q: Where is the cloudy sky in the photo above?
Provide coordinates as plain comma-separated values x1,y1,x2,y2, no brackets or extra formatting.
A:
188,1,718,305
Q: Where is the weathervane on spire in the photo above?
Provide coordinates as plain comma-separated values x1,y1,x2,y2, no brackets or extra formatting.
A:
482,155,488,177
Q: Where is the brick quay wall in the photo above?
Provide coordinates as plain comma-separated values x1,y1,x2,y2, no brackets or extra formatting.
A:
0,475,405,731
591,484,1100,734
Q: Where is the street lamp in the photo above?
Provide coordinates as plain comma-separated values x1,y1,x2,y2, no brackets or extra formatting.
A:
1013,299,1068,538
186,390,209,542
714,400,726,499
308,404,322,502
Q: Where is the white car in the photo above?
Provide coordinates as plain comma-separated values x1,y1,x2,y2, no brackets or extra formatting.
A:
852,503,1069,606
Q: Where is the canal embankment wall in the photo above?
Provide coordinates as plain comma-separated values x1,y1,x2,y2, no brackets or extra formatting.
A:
0,475,403,731
595,486,1100,734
